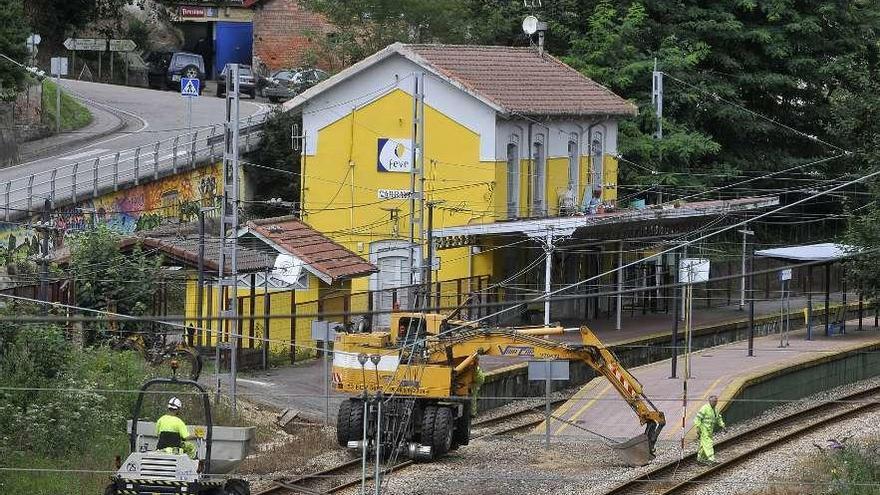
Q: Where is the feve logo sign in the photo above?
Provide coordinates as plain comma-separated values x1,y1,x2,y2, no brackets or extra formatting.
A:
377,138,412,173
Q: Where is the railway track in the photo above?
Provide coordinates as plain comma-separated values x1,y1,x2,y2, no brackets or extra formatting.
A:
257,398,566,495
602,385,880,495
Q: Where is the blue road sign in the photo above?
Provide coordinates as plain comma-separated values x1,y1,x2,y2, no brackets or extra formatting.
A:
181,78,200,97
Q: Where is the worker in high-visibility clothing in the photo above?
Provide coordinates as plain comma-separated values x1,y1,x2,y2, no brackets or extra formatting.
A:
694,395,725,464
156,397,201,458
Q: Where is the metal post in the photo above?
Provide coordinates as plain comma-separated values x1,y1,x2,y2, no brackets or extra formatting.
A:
5,181,11,221
373,395,382,495
187,95,193,134
739,230,748,309
215,63,243,415
616,241,623,330
544,362,551,450
825,263,831,336
172,136,180,174
859,289,864,331
544,229,554,326
55,75,61,133
426,201,437,311
50,169,57,202
197,208,208,340
670,249,680,378
190,131,198,169
263,264,270,370
38,199,50,312
324,323,331,425
71,162,78,202
112,152,120,191
92,158,99,197
361,397,369,495
748,246,755,357
26,175,34,213
807,265,813,340
134,146,141,185
153,141,160,179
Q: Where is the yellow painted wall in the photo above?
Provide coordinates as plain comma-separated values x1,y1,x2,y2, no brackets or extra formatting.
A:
185,274,325,354
301,88,620,283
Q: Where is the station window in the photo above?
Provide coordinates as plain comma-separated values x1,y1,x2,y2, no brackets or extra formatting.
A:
507,142,519,219
532,137,546,216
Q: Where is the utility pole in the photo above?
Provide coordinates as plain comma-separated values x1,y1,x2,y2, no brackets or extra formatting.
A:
408,72,425,299
37,198,52,314
197,207,218,346
425,201,442,311
217,63,242,415
652,59,663,140
542,228,555,326
738,228,754,310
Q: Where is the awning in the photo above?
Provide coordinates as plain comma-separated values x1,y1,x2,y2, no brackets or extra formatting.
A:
754,243,856,262
433,196,779,242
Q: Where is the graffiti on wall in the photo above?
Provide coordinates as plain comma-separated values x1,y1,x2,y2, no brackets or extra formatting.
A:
53,164,222,233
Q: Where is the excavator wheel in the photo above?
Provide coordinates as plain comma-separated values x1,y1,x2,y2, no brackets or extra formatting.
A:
431,406,454,457
452,406,471,448
420,405,437,448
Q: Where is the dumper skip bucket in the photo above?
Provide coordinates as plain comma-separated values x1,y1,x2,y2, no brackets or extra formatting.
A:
611,433,655,467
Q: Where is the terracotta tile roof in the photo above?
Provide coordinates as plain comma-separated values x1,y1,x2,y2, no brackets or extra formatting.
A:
405,44,637,117
244,215,377,283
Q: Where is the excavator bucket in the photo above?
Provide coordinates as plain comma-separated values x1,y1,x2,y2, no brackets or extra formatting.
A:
611,433,655,467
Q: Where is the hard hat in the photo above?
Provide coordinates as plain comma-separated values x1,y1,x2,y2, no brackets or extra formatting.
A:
168,397,182,410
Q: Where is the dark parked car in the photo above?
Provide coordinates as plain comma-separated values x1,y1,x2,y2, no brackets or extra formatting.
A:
216,64,256,99
146,51,205,93
263,67,328,102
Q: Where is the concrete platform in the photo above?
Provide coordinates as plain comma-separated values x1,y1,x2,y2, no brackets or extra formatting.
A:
541,321,880,444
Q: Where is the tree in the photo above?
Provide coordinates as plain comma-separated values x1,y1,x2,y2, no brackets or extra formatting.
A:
23,0,137,50
0,0,30,92
67,225,162,343
245,107,301,217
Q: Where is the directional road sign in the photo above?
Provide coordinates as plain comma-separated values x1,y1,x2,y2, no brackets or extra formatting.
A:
108,39,137,52
181,78,200,97
63,38,107,51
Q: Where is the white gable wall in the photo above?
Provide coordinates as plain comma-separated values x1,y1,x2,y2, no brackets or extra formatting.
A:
302,54,497,160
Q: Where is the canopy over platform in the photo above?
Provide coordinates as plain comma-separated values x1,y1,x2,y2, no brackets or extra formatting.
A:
433,197,779,247
754,243,856,262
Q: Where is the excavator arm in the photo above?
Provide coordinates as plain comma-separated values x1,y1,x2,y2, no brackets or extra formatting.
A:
426,325,665,464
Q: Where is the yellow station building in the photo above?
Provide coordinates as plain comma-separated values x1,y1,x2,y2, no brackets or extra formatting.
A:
282,43,637,322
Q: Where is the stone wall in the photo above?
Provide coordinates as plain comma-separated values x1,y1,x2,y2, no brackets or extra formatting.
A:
0,81,49,166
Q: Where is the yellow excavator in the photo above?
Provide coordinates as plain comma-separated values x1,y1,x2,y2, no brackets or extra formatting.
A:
332,312,665,466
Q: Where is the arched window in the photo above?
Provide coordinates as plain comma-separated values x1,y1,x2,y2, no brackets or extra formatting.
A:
567,134,579,204
532,134,546,216
591,129,605,193
506,142,519,219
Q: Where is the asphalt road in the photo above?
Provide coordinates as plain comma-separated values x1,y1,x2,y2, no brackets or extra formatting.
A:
2,80,268,217
3,80,267,182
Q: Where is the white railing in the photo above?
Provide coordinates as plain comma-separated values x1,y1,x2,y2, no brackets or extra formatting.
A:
3,112,270,221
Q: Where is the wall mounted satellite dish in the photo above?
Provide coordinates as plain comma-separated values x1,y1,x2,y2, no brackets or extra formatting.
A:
522,15,539,35
274,254,305,287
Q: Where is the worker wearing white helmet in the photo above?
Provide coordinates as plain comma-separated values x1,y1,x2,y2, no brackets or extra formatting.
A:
156,397,198,458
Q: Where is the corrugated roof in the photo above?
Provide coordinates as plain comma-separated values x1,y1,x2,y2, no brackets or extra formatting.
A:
284,42,636,118
405,44,636,117
242,216,377,283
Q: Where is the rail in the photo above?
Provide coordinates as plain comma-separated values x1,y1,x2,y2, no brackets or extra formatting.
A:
2,112,269,221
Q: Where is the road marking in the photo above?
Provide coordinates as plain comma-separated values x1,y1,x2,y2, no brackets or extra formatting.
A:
554,382,613,435
237,378,271,387
60,148,110,160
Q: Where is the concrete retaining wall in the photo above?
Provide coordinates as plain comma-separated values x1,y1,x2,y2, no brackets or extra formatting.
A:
722,341,880,424
477,303,874,412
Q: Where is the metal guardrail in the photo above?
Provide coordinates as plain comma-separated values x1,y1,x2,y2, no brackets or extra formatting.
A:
2,112,270,221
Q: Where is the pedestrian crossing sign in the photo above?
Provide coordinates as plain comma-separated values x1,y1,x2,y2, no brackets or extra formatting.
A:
181,78,200,97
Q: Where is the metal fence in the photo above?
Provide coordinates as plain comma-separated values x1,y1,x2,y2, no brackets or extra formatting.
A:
2,112,268,221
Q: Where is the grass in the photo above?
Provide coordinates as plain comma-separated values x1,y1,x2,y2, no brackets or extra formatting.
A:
41,79,92,132
237,424,338,475
748,437,880,495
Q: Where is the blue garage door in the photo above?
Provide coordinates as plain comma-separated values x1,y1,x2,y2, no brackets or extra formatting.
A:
214,22,253,78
